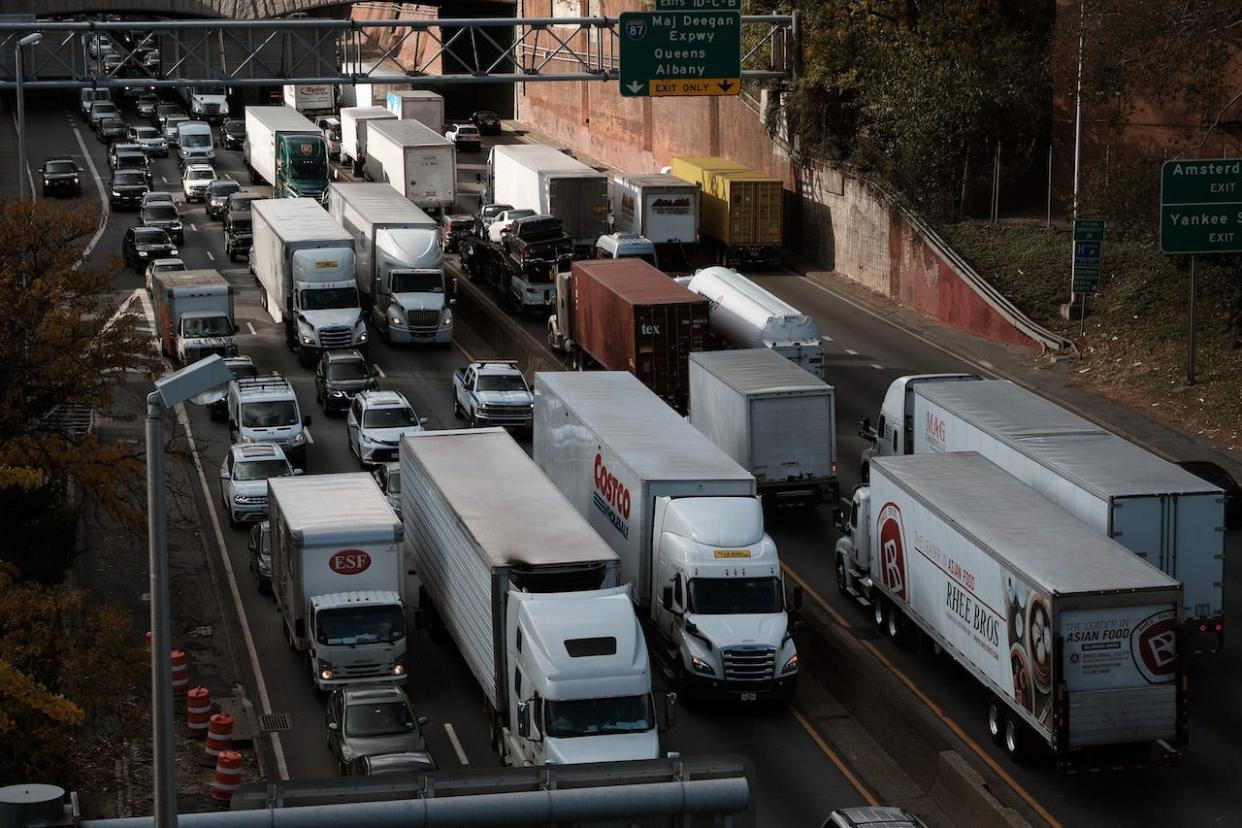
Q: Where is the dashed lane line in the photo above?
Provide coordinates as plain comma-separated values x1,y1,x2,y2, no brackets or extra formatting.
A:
444,723,470,766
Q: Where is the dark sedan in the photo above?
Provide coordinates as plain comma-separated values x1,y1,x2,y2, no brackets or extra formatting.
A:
140,203,184,245
219,118,246,151
136,93,161,118
247,520,272,594
97,117,129,143
122,226,178,269
39,157,81,198
205,179,243,220
470,110,502,135
315,349,378,414
109,170,149,209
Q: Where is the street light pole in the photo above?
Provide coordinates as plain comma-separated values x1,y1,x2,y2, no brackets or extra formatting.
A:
15,33,42,200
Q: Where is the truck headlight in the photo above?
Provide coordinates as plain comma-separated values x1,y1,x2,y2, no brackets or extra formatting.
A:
301,334,315,345
291,431,306,446
392,660,405,676
329,390,345,398
318,659,333,682
356,329,368,343
782,654,799,674
388,311,404,326
691,655,715,676
441,309,453,327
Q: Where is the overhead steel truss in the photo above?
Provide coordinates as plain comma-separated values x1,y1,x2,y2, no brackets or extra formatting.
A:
0,16,797,90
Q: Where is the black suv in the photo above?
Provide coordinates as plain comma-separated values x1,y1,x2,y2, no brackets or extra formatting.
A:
205,179,242,220
470,110,501,135
39,157,81,198
315,349,378,414
109,170,149,209
140,203,184,245
224,210,253,262
219,118,246,151
437,213,474,253
122,226,178,270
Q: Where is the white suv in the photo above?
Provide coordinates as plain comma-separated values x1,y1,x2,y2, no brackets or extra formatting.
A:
219,443,299,527
347,390,427,467
182,162,217,202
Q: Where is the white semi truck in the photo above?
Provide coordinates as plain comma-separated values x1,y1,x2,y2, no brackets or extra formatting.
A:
400,428,669,767
689,348,837,506
534,371,801,702
340,106,397,175
251,198,368,366
269,473,408,693
836,452,1186,768
364,118,458,218
243,106,329,201
861,375,1226,651
488,144,609,256
324,182,451,346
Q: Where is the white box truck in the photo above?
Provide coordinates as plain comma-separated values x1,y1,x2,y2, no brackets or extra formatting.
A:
282,84,334,114
401,428,668,767
243,106,329,201
150,269,238,365
324,182,452,346
385,89,444,129
862,375,1226,651
340,106,397,175
534,371,800,702
269,472,408,692
835,452,1186,768
364,119,457,217
612,173,700,265
340,58,408,109
683,266,825,378
251,198,367,366
689,349,836,506
488,144,609,256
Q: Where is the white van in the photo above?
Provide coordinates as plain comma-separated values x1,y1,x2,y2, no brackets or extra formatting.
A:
176,120,216,167
593,232,658,268
79,88,111,121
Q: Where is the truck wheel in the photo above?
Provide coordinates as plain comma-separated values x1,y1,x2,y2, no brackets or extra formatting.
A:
1003,712,1031,762
452,397,464,419
834,555,849,596
885,606,909,646
872,597,887,634
987,697,1006,746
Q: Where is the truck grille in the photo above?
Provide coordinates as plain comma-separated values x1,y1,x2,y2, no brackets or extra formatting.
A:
721,646,776,685
337,662,384,677
319,326,353,349
407,309,440,328
200,103,221,116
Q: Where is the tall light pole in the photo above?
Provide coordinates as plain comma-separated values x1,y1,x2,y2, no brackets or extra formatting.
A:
147,355,233,828
15,32,42,200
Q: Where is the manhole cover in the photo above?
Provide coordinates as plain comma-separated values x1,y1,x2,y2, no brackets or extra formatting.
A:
259,713,292,732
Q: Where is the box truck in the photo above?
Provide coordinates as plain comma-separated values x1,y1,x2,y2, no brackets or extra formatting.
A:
324,182,452,346
243,106,329,201
385,89,444,130
151,269,238,365
534,371,800,702
488,144,609,256
689,349,836,506
251,198,367,366
339,58,409,109
862,376,1226,651
682,266,824,377
546,258,709,414
835,452,1186,768
611,173,700,267
283,84,334,114
670,157,782,267
364,118,457,217
401,428,668,767
340,106,397,175
269,473,408,692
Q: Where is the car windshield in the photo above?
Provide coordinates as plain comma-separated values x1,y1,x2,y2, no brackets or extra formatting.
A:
506,211,536,223
154,262,185,273
117,155,145,169
301,287,357,310
157,106,180,116
544,695,653,738
188,169,214,181
477,374,527,393
93,105,118,117
363,407,418,429
240,401,298,428
228,363,257,381
198,85,226,95
134,127,160,139
182,133,211,149
232,458,290,481
456,125,478,136
687,577,783,615
383,471,400,495
134,229,168,245
229,197,256,212
344,699,416,738
327,360,370,381
210,181,239,196
144,206,178,221
103,119,126,129
166,118,188,131
45,161,76,173
319,606,406,648
483,205,512,219
390,272,442,294
182,315,233,337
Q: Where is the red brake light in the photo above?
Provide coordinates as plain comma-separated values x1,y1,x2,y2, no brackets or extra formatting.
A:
1216,623,1223,632
1200,624,1208,632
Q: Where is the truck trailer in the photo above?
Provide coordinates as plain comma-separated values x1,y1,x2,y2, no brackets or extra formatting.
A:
364,118,457,217
269,472,408,692
862,375,1226,651
836,452,1186,768
488,144,609,256
385,89,445,130
611,173,700,268
340,106,397,176
534,371,800,702
689,349,836,506
151,269,238,365
282,84,334,114
243,106,329,201
400,428,666,767
670,157,782,267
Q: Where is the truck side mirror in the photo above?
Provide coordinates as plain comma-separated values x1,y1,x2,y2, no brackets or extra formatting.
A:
792,586,804,612
292,468,304,476
451,277,458,294
219,469,230,479
661,585,673,611
516,702,530,739
417,716,430,727
302,415,313,427
858,417,875,442
661,692,677,732
832,506,845,530
419,417,429,426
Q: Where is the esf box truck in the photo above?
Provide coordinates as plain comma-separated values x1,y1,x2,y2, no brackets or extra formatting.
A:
364,118,457,218
488,144,609,256
534,371,800,702
862,375,1226,651
836,452,1186,769
243,106,329,202
400,428,668,767
150,269,238,365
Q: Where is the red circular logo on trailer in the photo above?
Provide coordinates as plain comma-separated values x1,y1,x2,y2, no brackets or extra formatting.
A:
876,502,907,601
329,550,371,575
1132,609,1178,684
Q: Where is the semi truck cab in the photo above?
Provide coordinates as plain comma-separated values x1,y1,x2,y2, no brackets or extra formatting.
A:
309,590,408,690
833,486,878,616
371,228,452,345
286,248,368,365
859,373,979,479
276,133,329,201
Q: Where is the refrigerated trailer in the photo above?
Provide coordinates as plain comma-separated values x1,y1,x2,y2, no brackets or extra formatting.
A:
488,144,609,255
364,118,457,217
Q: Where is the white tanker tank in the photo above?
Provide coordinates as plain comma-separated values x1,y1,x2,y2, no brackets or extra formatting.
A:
684,266,824,377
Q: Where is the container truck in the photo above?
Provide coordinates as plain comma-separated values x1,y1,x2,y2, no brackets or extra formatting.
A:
283,84,334,114
251,198,367,366
861,375,1226,651
151,269,238,365
683,266,824,378
534,371,801,702
243,106,329,201
611,173,700,268
546,258,709,414
689,349,836,506
340,106,397,175
835,452,1186,768
324,182,452,346
385,89,444,130
670,157,782,267
488,144,609,256
401,428,669,766
269,472,408,693
364,119,457,217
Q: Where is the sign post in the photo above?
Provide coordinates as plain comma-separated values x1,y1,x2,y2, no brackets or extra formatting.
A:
1160,158,1242,385
1071,219,1104,336
619,9,741,98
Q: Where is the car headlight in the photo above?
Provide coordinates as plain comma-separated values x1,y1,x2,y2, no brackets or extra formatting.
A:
691,655,716,676
111,190,120,196
318,659,333,682
392,662,405,676
138,251,149,257
781,654,799,674
169,249,179,256
171,222,182,230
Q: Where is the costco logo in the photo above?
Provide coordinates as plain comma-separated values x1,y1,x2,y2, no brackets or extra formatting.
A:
593,453,631,539
329,550,372,575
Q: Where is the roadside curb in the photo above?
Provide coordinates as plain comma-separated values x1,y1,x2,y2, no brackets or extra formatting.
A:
451,264,561,376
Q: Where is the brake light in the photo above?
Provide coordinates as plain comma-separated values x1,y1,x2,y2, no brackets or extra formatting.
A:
1200,624,1208,632
1216,623,1223,632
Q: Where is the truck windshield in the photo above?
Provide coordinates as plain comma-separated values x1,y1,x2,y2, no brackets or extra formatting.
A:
182,316,233,338
241,401,298,427
301,287,358,310
182,134,211,149
317,605,404,646
477,375,527,392
391,272,443,294
687,577,783,615
544,695,653,738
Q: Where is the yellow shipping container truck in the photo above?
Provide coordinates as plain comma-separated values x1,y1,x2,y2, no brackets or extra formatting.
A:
670,156,783,267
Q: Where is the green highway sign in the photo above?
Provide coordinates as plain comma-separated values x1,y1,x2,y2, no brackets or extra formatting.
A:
619,11,741,98
1160,158,1242,254
1071,219,1104,294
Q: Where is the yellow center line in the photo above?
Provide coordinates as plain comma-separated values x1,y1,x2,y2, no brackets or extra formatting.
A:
789,705,879,807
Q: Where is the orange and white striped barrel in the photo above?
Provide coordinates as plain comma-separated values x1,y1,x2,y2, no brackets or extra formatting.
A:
210,750,242,803
169,649,189,697
186,687,212,735
204,712,233,760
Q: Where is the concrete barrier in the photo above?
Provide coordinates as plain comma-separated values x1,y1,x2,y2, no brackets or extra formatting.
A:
451,270,561,378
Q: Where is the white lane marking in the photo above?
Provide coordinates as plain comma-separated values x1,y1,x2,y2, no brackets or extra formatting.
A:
304,428,314,445
870,363,884,371
205,250,214,261
372,364,386,378
844,348,859,356
246,322,257,336
820,335,834,342
133,290,290,780
978,359,995,370
190,222,198,232
161,175,168,184
443,723,470,766
71,126,108,269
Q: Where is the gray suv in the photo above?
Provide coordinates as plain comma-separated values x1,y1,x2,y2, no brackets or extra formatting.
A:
325,686,431,776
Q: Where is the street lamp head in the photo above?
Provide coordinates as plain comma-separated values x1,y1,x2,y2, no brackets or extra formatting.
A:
18,33,42,47
152,354,233,409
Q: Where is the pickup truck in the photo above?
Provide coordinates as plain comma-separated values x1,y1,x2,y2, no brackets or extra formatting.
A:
451,360,534,429
458,214,572,313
